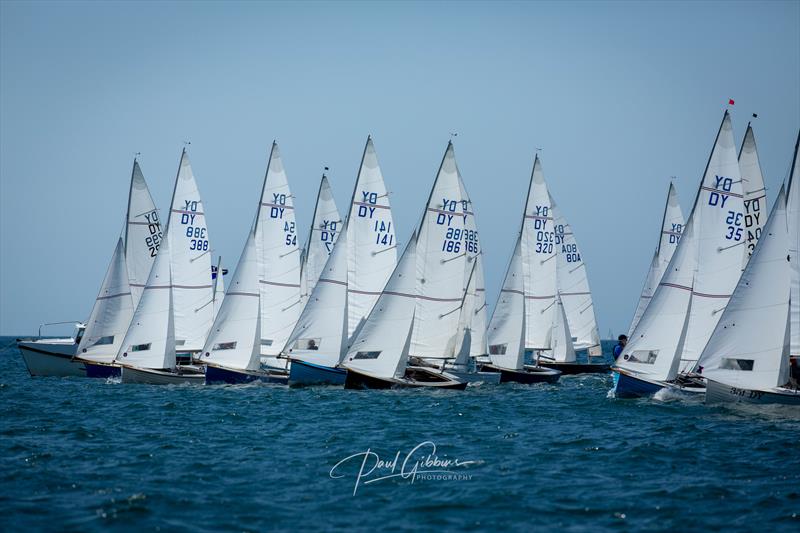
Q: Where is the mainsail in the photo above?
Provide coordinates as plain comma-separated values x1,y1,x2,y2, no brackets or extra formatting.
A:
628,182,684,336
786,131,799,358
255,142,302,357
167,150,214,352
345,137,397,338
739,124,768,264
300,174,341,303
550,195,601,355
521,156,557,350
550,296,576,363
457,172,488,358
77,238,134,363
699,188,791,390
125,159,162,308
201,231,261,372
410,142,468,360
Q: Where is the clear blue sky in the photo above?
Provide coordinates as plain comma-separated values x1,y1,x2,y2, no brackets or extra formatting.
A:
1,1,798,336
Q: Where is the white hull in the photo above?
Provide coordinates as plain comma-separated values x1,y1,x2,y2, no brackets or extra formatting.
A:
121,365,205,385
705,379,800,405
17,340,83,377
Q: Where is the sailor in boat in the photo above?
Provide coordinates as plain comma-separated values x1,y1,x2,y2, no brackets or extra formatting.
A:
613,335,627,361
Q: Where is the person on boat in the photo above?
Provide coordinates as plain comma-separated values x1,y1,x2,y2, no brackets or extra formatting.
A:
307,339,319,351
612,335,627,360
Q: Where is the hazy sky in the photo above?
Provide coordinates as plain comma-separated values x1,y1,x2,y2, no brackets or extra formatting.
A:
1,1,798,336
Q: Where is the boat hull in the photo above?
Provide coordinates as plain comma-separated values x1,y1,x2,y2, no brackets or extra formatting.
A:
480,364,561,384
205,365,289,385
17,340,83,377
81,360,121,379
705,379,800,405
344,367,468,390
288,359,346,386
612,370,665,398
539,361,610,375
120,366,205,385
447,369,502,384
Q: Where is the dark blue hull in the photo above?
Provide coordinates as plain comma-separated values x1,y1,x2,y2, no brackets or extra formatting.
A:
613,371,664,398
288,359,346,387
205,365,288,385
83,361,121,379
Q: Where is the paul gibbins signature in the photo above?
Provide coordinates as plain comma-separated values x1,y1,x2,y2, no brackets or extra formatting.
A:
330,441,476,495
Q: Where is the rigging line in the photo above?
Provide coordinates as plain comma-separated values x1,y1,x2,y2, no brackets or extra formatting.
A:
280,248,301,258
372,245,397,255
194,299,214,312
718,241,745,252
569,264,582,274
541,300,556,313
190,249,213,262
282,299,302,312
442,252,466,264
439,304,463,319
540,253,556,265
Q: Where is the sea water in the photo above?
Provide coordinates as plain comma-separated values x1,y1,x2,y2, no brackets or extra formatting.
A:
1,337,798,531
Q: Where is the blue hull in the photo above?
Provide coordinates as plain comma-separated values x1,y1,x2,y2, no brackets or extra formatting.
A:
613,371,664,398
288,360,346,386
83,362,121,379
205,365,288,385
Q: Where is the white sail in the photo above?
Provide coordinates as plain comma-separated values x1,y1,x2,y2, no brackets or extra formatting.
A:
699,188,790,390
116,232,176,370
343,234,418,379
457,171,488,358
212,257,225,322
739,124,768,264
521,155,557,350
550,195,601,355
166,150,214,352
410,142,468,360
680,111,746,373
202,232,261,371
616,203,698,382
256,142,302,356
301,174,341,302
454,261,479,368
787,132,799,357
628,182,685,336
346,136,397,338
284,224,349,368
77,238,134,363
125,159,162,307
487,237,525,371
550,296,576,363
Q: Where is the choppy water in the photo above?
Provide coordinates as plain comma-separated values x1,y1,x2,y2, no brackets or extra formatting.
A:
1,337,799,531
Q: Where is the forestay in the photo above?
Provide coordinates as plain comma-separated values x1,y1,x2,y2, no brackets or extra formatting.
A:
201,231,261,372
125,159,162,308
487,237,525,371
346,137,397,338
256,143,301,357
699,188,791,390
167,150,214,352
343,234,418,379
301,174,341,303
77,238,134,363
410,142,468,360
628,182,684,336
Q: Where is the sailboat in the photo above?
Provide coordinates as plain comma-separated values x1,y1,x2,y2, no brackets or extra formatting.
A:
202,230,288,384
786,132,799,385
299,172,341,305
739,123,768,263
18,159,161,377
627,182,685,337
256,142,302,373
701,186,799,404
613,111,745,397
537,195,608,374
283,136,396,385
342,232,467,390
482,155,562,384
114,149,212,384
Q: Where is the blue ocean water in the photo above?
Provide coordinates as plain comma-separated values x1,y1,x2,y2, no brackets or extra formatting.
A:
1,337,799,531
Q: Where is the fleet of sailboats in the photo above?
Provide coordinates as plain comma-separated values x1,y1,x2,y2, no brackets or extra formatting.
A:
16,115,800,405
